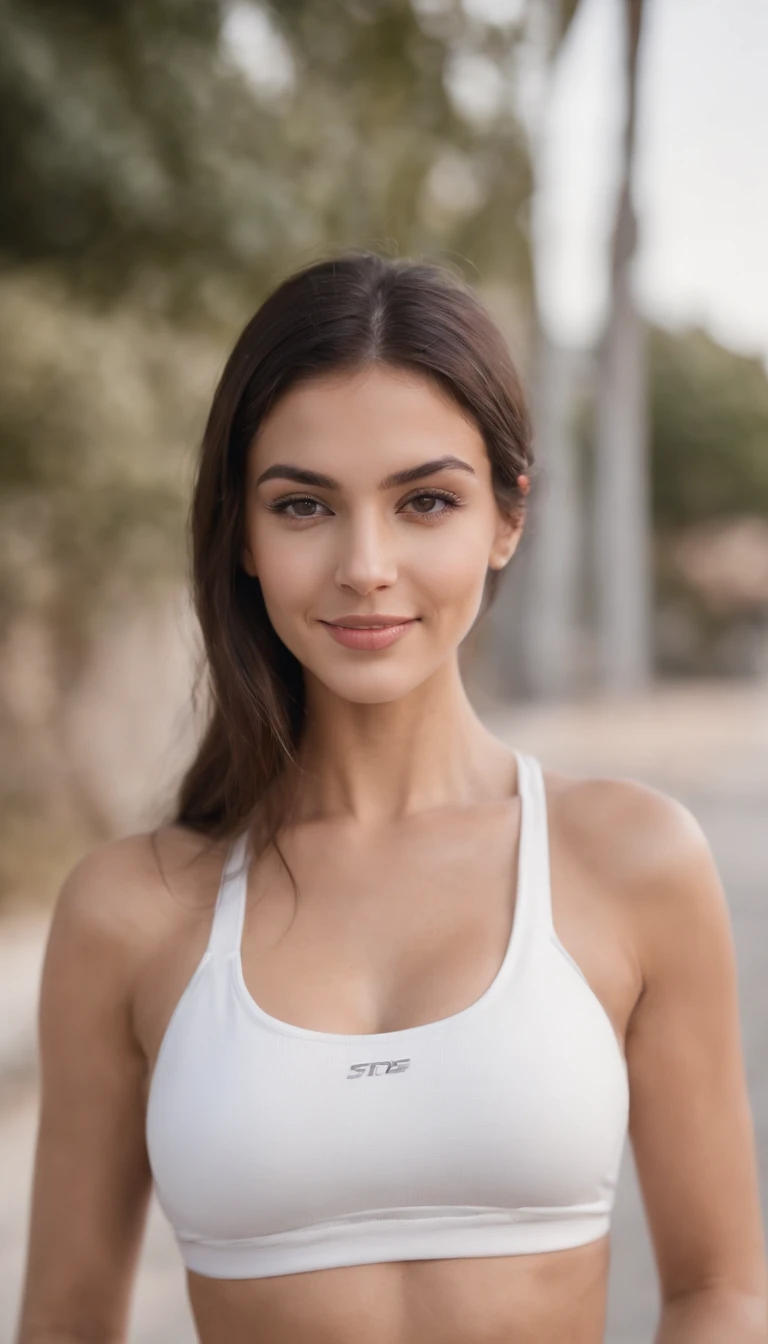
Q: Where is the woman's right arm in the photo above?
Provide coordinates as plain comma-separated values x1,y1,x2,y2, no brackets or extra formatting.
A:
14,838,159,1344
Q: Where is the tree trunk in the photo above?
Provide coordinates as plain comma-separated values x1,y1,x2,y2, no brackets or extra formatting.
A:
522,330,582,698
592,0,652,694
518,0,583,701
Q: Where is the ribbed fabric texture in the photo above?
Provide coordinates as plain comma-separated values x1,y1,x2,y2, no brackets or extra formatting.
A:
146,750,629,1279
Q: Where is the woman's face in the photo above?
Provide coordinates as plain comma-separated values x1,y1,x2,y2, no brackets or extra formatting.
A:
241,364,522,705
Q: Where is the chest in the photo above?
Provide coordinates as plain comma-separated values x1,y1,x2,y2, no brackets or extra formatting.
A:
135,799,638,1093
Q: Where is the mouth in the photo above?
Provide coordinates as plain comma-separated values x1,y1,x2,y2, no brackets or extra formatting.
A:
318,617,420,651
321,616,420,629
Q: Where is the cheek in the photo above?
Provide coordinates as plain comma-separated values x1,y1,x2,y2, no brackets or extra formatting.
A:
416,527,492,607
255,561,312,660
252,531,320,608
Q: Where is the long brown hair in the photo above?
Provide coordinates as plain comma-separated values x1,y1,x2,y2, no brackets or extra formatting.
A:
171,250,533,871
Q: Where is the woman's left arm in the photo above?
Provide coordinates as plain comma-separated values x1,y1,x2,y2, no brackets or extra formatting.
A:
620,786,768,1342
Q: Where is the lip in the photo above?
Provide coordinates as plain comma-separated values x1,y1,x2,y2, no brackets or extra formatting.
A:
323,615,417,628
318,617,420,651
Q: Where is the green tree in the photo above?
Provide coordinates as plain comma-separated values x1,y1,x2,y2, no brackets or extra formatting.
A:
650,326,768,527
0,0,534,313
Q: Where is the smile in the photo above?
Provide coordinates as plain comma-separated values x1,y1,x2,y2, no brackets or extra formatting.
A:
318,619,419,651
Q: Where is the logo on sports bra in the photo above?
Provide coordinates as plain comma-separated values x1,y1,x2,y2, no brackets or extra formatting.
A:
347,1059,410,1079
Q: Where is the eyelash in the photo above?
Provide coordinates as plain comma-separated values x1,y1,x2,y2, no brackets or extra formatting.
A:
265,489,463,525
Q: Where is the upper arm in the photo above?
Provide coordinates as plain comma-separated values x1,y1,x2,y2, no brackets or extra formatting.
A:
16,838,158,1343
620,786,767,1307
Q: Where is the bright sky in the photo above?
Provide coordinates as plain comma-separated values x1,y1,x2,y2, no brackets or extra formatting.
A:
536,0,768,364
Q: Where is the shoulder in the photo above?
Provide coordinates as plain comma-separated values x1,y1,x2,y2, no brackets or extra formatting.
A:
46,825,228,992
542,763,726,981
543,765,706,880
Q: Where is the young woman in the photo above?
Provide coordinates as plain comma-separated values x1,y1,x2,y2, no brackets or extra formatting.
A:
16,253,767,1344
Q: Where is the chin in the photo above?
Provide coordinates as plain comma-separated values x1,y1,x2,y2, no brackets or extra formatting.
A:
316,671,422,706
304,657,439,706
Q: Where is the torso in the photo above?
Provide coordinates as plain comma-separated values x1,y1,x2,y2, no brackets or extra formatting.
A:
131,758,643,1344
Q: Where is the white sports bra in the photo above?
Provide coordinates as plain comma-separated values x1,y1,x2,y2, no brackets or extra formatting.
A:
145,750,629,1279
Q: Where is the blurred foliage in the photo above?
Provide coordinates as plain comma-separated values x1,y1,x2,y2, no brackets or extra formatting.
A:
648,327,768,676
576,324,768,532
650,326,768,527
0,0,294,307
0,0,533,316
570,324,768,674
0,270,209,665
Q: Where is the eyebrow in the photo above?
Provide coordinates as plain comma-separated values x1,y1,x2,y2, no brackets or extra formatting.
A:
254,454,477,492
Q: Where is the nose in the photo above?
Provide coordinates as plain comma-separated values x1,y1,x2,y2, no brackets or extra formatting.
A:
333,508,398,596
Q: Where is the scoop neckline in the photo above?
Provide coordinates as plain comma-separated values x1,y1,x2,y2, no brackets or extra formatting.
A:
228,748,532,1043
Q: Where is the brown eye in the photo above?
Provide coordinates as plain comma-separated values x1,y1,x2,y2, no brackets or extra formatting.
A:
401,490,461,520
266,496,331,520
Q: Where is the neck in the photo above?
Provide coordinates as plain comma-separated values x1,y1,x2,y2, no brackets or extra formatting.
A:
288,658,516,826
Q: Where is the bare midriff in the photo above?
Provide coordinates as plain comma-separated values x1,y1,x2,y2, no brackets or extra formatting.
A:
186,1234,610,1344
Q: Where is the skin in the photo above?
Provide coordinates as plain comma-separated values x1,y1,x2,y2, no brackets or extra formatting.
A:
15,366,768,1344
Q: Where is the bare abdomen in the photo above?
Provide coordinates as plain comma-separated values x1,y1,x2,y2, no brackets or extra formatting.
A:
187,1235,611,1344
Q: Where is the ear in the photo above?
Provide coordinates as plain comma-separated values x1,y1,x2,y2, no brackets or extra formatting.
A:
488,512,524,571
241,544,258,578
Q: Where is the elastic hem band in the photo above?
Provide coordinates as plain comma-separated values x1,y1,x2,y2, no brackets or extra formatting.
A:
179,1205,611,1279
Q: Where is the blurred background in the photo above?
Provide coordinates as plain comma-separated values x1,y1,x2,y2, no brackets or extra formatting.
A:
1,0,766,1340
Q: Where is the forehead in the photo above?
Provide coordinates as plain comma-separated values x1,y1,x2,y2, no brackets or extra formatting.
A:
250,365,487,475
